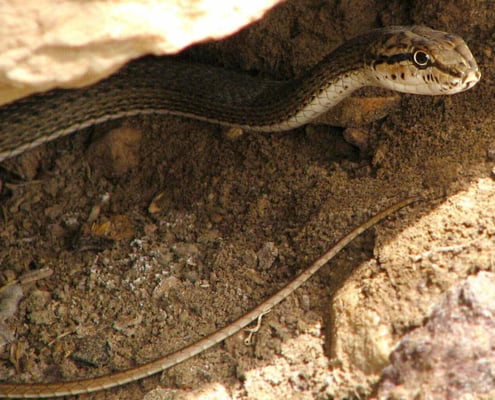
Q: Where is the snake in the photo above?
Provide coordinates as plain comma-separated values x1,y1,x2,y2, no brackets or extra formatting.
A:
0,25,480,163
0,25,479,398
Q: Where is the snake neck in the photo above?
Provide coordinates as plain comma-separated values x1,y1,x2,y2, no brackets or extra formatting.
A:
258,65,371,132
242,37,374,132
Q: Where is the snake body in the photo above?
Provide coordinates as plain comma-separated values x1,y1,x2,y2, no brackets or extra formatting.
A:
0,26,479,398
0,25,479,162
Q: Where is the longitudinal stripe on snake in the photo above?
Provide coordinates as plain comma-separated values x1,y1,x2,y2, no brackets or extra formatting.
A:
0,25,479,162
0,25,479,398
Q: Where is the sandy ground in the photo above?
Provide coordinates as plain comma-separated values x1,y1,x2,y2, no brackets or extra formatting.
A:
1,0,494,399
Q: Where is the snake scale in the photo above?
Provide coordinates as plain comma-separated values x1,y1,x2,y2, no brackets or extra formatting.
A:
0,25,479,162
0,25,480,398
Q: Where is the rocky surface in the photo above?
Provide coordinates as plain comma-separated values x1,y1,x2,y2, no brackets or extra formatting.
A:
376,272,495,399
0,0,283,105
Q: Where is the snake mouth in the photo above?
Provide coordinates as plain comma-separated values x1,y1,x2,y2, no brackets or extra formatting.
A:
445,68,481,94
462,69,481,90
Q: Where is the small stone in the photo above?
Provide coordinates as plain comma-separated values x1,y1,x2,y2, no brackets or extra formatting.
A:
28,309,53,325
223,127,245,140
113,314,143,336
72,335,109,367
343,127,369,153
152,276,181,300
0,285,23,321
44,204,64,220
149,192,168,215
241,249,258,269
311,96,401,127
87,127,142,177
300,294,311,311
29,290,52,309
257,242,278,270
172,243,200,258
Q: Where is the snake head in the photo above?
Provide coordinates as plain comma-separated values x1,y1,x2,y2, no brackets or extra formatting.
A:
366,26,480,95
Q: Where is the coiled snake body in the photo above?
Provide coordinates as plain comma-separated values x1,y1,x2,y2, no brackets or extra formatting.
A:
0,26,480,398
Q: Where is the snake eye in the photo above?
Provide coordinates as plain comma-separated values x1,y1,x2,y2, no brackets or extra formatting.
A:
413,50,431,68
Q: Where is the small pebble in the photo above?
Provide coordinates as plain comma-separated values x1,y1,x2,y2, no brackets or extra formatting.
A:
257,242,279,270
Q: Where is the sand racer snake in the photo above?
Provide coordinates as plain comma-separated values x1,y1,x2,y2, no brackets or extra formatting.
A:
0,25,480,398
0,25,480,162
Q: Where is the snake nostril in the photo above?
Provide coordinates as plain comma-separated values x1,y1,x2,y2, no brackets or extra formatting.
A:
462,70,481,86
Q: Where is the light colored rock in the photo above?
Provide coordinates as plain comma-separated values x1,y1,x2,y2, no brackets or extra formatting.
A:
329,279,395,375
0,0,284,105
377,272,495,399
329,178,495,383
